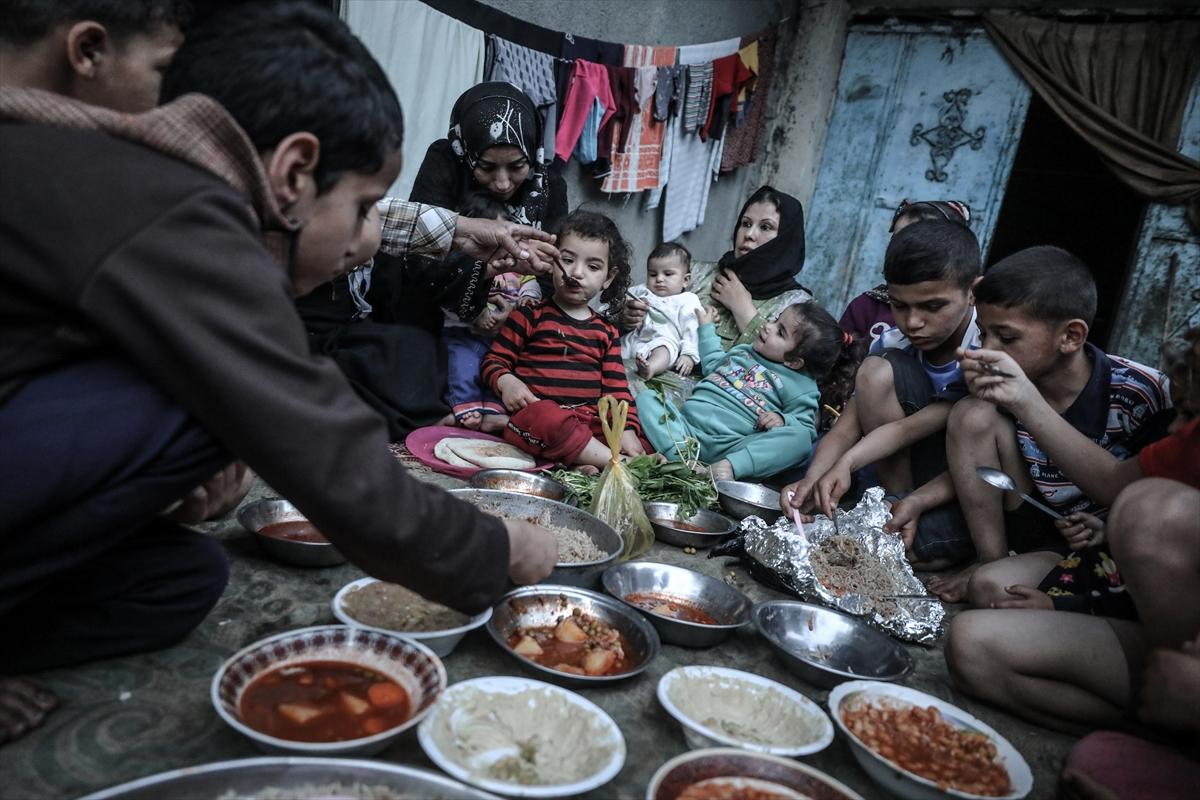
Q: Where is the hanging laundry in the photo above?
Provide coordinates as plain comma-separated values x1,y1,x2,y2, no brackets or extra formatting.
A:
485,34,559,159
657,37,741,236
573,98,607,165
733,38,759,128
557,32,623,117
422,0,563,55
681,62,714,135
599,65,637,155
702,51,755,142
602,44,676,194
722,31,775,173
556,58,615,163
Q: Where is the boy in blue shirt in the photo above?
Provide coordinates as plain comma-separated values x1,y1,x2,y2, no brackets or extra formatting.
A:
783,220,981,566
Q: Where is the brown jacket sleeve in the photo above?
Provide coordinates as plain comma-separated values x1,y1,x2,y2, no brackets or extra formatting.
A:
80,186,509,613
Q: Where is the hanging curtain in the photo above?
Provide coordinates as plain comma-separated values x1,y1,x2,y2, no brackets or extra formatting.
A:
343,0,484,199
984,13,1200,230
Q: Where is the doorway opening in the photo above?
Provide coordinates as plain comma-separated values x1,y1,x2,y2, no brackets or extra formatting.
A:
986,94,1145,349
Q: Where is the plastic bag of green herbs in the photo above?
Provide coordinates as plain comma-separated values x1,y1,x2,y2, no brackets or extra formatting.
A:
590,396,654,560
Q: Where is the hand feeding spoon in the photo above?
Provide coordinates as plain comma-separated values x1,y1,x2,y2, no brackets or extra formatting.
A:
975,466,1064,519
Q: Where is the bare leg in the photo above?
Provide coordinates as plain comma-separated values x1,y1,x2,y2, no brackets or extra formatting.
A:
0,678,58,744
945,609,1142,734
570,437,615,469
436,412,456,427
636,346,672,379
931,398,1029,602
1109,478,1200,649
967,551,1062,609
480,414,509,435
853,357,911,493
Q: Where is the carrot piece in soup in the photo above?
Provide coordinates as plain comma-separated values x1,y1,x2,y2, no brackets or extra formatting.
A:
367,681,406,709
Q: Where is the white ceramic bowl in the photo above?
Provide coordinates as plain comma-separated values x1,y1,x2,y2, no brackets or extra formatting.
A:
646,747,864,800
331,577,491,657
657,666,833,757
828,681,1033,800
211,625,446,756
418,675,625,798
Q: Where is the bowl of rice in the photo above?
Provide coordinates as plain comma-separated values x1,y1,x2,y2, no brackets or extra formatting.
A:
449,489,622,589
332,578,492,657
418,676,625,798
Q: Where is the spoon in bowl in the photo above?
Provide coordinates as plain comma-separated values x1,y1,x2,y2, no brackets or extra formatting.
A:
975,466,1063,519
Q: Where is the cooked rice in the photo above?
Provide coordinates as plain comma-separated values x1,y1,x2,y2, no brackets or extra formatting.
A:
217,782,438,800
341,581,469,632
481,506,606,563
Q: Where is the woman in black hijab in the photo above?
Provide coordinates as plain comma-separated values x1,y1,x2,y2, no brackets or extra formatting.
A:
410,82,567,233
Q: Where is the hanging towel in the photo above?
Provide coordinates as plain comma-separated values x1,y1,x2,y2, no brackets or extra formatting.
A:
602,44,677,194
574,97,607,165
344,0,483,199
722,32,775,173
485,33,559,159
703,52,755,141
682,63,714,134
656,37,740,236
556,59,615,162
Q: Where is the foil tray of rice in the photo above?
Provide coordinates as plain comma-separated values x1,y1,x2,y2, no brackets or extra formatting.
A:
725,488,944,644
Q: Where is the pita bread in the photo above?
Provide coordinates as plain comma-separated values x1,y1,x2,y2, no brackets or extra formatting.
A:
434,437,536,470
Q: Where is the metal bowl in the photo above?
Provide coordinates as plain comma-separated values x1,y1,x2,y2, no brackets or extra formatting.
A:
331,577,492,657
643,502,736,548
646,747,864,800
76,757,501,800
237,498,345,568
602,562,751,647
715,480,782,523
486,585,660,687
450,489,622,589
211,625,446,756
468,469,569,502
752,601,913,688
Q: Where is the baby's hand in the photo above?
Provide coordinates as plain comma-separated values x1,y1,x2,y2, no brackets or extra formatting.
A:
1055,512,1105,550
695,306,721,326
755,411,784,431
673,355,696,375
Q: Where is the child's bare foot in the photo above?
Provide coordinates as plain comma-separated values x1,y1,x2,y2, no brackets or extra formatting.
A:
926,563,981,603
709,459,734,481
635,354,652,378
575,464,601,476
457,410,483,430
0,678,58,744
480,414,509,434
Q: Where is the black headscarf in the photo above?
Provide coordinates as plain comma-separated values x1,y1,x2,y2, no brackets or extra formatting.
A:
717,186,807,300
447,81,550,227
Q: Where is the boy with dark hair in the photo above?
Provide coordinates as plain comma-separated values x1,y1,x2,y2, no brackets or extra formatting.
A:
933,246,1172,603
783,219,982,567
0,0,557,699
0,0,188,112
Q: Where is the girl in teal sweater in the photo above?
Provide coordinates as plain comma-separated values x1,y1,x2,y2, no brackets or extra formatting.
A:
638,303,861,481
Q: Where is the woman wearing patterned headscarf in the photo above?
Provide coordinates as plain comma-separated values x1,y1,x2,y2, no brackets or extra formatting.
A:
410,82,568,233
839,199,972,346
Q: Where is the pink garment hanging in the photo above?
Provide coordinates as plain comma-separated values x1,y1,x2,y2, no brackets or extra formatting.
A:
555,59,615,160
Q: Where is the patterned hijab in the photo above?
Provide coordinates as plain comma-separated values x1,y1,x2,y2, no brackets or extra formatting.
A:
447,82,549,228
717,186,807,300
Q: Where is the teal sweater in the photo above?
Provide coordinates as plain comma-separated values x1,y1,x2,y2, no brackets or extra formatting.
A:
673,323,818,478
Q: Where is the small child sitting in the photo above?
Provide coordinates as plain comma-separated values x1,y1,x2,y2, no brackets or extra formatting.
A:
443,193,542,431
637,302,860,481
621,242,703,378
481,210,649,468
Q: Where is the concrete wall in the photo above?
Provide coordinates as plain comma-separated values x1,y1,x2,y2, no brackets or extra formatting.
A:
479,0,793,280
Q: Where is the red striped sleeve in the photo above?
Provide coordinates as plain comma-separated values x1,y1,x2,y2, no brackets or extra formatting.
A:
481,303,535,393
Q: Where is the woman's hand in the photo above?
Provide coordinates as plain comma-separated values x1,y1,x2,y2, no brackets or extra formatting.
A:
619,295,648,331
496,374,538,412
1055,512,1105,550
673,354,696,375
619,430,645,457
710,269,755,328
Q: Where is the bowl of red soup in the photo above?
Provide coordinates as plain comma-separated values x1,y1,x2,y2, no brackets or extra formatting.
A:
211,625,447,756
487,586,660,687
237,499,345,568
602,562,752,648
643,502,736,549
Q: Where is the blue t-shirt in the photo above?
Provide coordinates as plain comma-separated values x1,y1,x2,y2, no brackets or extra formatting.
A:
868,308,981,397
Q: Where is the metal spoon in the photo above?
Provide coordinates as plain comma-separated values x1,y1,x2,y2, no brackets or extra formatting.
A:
975,466,1064,519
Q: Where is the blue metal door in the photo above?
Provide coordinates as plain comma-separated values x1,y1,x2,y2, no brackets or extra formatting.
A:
803,25,1031,315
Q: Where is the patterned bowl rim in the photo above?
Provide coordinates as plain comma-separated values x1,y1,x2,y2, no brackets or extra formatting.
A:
332,577,493,639
656,666,834,756
210,624,447,752
828,680,1033,800
417,675,626,798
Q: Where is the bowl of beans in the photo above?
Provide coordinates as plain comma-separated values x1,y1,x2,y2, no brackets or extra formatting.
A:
332,578,492,657
828,681,1032,800
211,625,446,756
237,499,346,568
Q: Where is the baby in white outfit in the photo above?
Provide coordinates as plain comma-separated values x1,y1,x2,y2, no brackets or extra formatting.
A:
622,243,703,378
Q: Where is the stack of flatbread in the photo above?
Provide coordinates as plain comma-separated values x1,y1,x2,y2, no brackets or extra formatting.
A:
433,437,537,470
